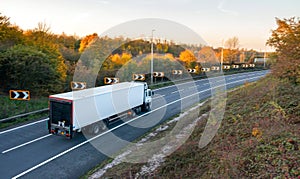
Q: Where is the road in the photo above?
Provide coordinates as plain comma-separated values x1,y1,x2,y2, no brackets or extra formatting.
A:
0,70,268,179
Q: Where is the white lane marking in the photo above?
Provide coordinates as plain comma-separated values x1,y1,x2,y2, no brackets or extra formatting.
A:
152,95,166,100
189,86,197,89
171,89,184,94
197,83,209,87
2,134,52,154
12,74,265,179
0,118,49,135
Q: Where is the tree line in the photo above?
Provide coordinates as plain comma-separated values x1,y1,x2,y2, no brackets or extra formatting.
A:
0,12,268,96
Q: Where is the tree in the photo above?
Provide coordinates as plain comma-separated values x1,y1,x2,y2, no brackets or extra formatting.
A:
225,36,239,49
78,33,98,52
24,24,67,82
197,46,218,64
0,13,24,51
179,49,197,68
267,17,300,84
0,45,65,94
225,37,240,63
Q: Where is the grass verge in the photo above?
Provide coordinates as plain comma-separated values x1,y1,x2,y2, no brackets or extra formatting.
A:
85,75,299,178
0,96,48,129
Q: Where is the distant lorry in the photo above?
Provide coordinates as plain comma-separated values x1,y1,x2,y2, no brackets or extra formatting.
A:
48,82,153,139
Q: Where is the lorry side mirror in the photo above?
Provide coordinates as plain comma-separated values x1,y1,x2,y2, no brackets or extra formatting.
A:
152,91,154,96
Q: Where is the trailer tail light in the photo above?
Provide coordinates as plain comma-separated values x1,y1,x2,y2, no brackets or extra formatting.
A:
66,133,70,137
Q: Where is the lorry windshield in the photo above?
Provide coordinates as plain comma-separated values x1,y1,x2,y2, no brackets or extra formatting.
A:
50,101,71,126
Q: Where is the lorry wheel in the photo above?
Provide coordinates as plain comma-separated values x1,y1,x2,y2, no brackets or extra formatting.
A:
136,107,142,114
131,109,136,117
145,104,151,112
91,122,106,135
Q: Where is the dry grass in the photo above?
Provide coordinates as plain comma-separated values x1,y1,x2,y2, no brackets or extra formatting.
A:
87,75,300,178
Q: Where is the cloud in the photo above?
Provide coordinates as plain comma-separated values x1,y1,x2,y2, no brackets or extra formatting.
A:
217,0,239,16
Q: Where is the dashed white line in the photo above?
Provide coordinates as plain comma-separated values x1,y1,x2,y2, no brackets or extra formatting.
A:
2,134,52,154
171,89,184,94
152,95,166,100
189,86,197,89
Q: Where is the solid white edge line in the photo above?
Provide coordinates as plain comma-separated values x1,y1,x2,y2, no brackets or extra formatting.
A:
12,74,265,179
0,118,49,135
2,134,52,154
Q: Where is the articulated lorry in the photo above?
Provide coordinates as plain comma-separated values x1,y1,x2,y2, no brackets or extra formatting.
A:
48,82,153,139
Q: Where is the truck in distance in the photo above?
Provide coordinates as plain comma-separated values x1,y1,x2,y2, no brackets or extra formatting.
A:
48,82,153,139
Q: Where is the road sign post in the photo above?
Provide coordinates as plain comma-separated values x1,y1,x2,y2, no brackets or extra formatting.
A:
153,72,164,83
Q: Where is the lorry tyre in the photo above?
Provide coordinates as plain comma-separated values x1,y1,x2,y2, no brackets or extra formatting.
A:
91,122,106,135
136,106,141,114
145,104,151,112
131,109,136,117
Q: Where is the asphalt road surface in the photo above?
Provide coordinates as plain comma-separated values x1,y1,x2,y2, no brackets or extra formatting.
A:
0,70,269,179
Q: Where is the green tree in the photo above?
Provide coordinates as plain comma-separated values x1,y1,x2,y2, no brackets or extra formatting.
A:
24,24,67,82
267,17,300,84
0,45,65,94
0,13,24,52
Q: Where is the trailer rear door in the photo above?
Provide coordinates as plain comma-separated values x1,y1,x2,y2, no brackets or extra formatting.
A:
50,100,72,127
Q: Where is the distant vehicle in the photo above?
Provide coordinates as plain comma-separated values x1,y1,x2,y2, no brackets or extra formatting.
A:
48,82,153,139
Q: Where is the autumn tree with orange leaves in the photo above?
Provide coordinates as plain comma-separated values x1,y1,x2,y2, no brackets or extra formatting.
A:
179,49,197,68
267,17,300,84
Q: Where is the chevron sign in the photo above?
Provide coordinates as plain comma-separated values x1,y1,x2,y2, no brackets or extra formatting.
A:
71,81,86,90
153,72,164,77
187,68,197,73
132,74,145,81
104,77,119,84
172,70,183,75
9,90,30,101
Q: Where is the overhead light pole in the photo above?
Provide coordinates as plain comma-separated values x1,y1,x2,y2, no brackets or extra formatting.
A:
263,48,266,69
150,29,155,85
220,39,224,73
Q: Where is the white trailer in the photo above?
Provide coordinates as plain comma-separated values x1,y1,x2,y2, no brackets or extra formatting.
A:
48,82,153,138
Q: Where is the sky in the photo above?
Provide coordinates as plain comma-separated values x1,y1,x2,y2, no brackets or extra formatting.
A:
1,0,300,51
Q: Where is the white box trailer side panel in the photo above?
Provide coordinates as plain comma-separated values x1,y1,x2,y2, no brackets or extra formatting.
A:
73,83,145,130
101,83,144,114
73,96,99,130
